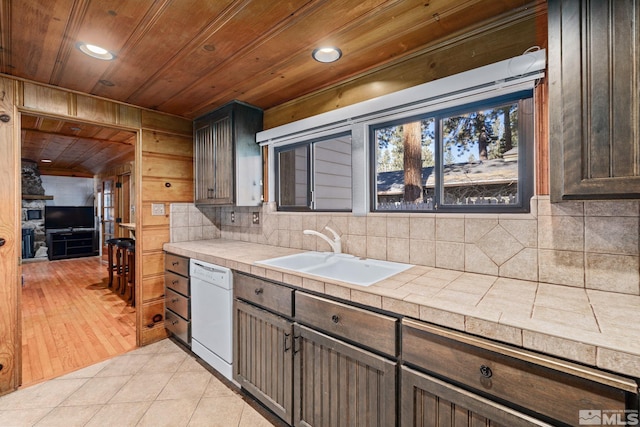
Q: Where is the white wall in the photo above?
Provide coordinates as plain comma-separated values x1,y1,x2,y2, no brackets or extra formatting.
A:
41,176,95,206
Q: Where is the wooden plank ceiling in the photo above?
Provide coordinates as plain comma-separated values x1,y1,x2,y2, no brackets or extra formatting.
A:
21,114,135,176
4,0,538,176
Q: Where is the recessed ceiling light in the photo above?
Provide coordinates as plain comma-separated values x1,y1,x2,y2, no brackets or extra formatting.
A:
312,47,342,63
41,159,52,163
76,42,115,60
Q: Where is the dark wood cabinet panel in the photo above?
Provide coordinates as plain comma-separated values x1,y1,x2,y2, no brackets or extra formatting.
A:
400,366,549,427
234,299,294,425
549,0,640,200
194,101,263,206
293,324,396,427
295,292,397,358
402,319,637,427
234,272,294,316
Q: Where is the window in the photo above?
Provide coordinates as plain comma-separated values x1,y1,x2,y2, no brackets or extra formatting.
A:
372,91,533,213
275,133,352,211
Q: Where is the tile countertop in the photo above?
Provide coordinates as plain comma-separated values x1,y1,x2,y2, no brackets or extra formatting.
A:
164,239,640,379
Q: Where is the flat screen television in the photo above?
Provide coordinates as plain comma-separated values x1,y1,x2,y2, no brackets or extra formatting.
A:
44,206,95,230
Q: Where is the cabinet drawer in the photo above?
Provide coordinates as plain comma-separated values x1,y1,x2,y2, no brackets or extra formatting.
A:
165,308,190,345
165,288,189,319
402,319,637,426
234,272,293,317
165,271,189,296
401,366,551,427
295,292,397,357
165,253,189,277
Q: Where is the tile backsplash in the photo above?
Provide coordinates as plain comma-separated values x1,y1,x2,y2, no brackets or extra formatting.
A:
170,196,640,296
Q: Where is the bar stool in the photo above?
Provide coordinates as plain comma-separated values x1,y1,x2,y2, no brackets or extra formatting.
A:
106,238,121,288
115,240,134,296
124,244,135,306
107,237,134,288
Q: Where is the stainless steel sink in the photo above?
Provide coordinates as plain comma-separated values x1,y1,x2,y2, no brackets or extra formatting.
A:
255,252,413,286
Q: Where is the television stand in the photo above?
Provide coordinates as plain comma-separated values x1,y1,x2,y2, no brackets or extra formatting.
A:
47,229,98,260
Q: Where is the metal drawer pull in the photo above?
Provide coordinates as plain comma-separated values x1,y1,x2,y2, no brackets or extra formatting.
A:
284,333,291,352
331,314,340,324
171,319,179,326
171,298,179,303
172,261,179,266
172,280,179,285
255,288,264,295
293,335,301,354
480,365,493,378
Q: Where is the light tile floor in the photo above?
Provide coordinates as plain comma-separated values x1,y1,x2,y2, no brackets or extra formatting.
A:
0,339,282,427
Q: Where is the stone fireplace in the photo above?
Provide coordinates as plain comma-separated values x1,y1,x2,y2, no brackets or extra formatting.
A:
21,160,50,259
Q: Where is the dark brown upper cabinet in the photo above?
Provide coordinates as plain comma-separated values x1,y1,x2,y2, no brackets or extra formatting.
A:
549,0,640,201
194,101,263,206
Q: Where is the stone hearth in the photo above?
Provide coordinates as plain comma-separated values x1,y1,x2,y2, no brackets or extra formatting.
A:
21,160,49,258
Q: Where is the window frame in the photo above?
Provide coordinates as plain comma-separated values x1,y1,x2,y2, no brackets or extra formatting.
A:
369,90,535,214
274,131,353,212
259,51,546,216
274,141,311,211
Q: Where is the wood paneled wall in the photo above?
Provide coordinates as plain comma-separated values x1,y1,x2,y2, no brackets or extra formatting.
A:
0,77,20,396
139,121,193,343
0,77,192,395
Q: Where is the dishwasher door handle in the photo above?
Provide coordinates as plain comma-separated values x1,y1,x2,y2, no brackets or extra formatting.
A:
192,262,228,274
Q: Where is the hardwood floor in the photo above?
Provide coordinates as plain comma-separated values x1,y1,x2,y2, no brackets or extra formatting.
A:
21,256,136,387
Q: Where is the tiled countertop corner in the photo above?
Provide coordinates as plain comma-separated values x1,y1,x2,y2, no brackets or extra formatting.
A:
164,239,640,379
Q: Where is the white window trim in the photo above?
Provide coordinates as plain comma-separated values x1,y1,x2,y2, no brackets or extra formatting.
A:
260,49,546,215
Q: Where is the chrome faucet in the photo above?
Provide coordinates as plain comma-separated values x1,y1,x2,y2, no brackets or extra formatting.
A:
303,226,342,254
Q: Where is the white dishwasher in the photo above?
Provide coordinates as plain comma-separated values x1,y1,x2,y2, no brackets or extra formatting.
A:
190,259,233,381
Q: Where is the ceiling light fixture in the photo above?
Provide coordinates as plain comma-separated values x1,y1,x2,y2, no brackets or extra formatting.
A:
76,42,115,60
312,47,342,63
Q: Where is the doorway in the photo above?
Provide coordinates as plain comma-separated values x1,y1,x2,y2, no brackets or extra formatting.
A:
20,113,138,387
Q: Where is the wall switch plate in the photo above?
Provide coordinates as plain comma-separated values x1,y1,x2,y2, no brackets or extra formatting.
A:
231,211,235,223
151,203,165,216
252,212,260,224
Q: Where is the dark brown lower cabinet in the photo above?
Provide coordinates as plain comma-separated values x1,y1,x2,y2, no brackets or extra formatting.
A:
233,274,639,427
400,366,550,427
233,273,398,427
234,299,294,425
293,324,396,427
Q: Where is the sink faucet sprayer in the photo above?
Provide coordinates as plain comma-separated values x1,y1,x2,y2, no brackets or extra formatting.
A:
303,226,342,254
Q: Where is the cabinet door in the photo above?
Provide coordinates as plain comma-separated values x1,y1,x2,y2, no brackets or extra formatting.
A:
194,114,233,205
401,366,551,427
549,0,640,200
234,299,294,424
293,324,396,427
